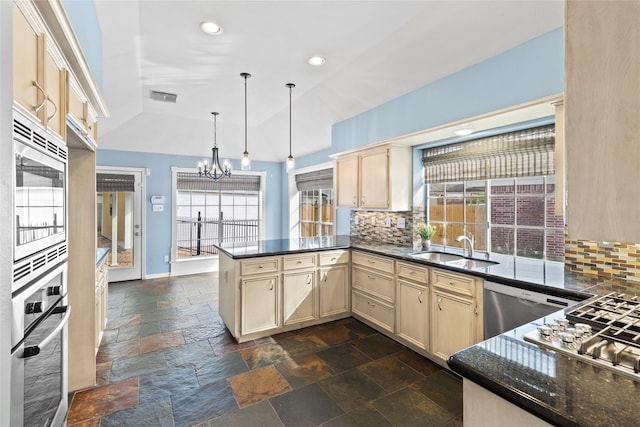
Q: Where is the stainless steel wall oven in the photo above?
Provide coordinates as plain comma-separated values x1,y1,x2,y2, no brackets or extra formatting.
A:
12,108,68,292
11,262,70,427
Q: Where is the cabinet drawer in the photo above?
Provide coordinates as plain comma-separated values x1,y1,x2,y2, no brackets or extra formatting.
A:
352,290,394,333
352,251,394,274
432,269,476,297
240,257,280,275
319,250,350,266
352,266,394,303
397,262,429,283
283,254,316,270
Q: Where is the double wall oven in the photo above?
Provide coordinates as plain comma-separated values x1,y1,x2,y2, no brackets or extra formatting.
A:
11,107,70,427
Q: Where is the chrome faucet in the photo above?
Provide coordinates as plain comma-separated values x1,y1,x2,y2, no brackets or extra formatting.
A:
455,234,474,258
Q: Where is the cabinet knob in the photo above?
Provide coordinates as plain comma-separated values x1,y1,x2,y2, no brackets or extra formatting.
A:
297,260,302,264
258,265,264,269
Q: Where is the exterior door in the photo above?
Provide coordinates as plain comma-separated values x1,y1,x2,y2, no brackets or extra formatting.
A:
96,167,144,282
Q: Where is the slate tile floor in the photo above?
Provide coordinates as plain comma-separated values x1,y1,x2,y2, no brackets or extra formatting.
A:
67,273,463,427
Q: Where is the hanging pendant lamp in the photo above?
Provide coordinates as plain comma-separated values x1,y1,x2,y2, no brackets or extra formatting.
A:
285,82,296,173
197,112,231,181
240,72,252,170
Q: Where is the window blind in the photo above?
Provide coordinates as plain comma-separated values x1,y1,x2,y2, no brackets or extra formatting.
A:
295,168,334,191
96,173,135,192
422,125,555,183
176,172,261,192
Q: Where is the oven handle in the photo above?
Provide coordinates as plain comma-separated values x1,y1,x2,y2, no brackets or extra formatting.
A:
23,305,71,359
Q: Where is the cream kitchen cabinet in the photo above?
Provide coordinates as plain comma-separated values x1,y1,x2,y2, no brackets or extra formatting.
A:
318,250,350,317
335,144,411,210
94,255,108,355
282,253,317,326
396,262,429,351
430,268,483,363
13,3,66,140
351,251,396,333
242,274,280,335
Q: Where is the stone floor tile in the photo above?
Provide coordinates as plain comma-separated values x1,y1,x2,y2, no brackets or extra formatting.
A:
163,340,216,370
117,322,163,342
96,338,140,364
228,365,292,408
319,369,386,412
359,355,424,392
313,324,361,345
105,313,141,331
273,332,329,357
209,330,257,355
158,314,201,332
66,377,139,424
240,343,291,369
100,397,174,427
138,366,199,403
322,405,393,427
157,298,192,310
121,301,158,316
109,351,167,382
394,349,443,377
270,383,344,427
444,415,464,427
66,417,100,427
275,353,335,388
351,334,405,360
342,319,378,337
373,387,453,427
195,351,249,385
316,342,372,373
139,330,185,354
96,361,112,386
410,370,463,417
202,400,284,427
172,377,238,427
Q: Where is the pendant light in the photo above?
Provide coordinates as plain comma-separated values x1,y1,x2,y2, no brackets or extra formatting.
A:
285,82,295,173
240,72,251,170
197,112,232,181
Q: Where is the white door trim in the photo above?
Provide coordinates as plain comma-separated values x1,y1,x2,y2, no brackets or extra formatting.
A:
97,166,146,281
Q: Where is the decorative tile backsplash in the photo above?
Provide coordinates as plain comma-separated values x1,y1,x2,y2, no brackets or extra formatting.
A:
349,207,426,249
565,238,640,283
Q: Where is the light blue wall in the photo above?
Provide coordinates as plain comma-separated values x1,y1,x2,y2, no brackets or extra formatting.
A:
97,150,283,275
297,28,564,235
62,0,103,89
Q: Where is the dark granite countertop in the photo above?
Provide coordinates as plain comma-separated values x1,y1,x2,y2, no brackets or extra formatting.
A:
214,235,351,259
96,247,110,267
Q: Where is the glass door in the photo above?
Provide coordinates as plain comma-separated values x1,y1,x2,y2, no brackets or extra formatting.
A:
96,168,143,282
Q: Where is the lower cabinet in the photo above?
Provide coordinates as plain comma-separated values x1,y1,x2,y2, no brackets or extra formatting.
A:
396,279,428,350
430,268,482,363
241,275,279,335
283,270,316,325
352,289,395,333
95,258,108,355
319,264,349,317
351,251,396,333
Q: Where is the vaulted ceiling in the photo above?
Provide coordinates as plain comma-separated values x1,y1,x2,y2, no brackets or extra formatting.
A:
95,0,563,163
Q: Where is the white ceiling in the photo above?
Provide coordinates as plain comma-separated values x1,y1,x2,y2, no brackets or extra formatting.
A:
95,0,563,163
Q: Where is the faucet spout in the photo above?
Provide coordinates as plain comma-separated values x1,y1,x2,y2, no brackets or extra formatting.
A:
455,235,474,258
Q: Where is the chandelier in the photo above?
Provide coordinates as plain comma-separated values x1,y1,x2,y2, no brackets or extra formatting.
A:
197,112,231,181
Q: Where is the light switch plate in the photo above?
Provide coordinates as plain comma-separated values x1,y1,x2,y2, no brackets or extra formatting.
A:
385,218,391,227
371,217,376,226
397,218,406,229
153,204,164,212
354,215,359,225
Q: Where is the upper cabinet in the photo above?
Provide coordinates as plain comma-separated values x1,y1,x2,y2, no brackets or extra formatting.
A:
335,144,412,211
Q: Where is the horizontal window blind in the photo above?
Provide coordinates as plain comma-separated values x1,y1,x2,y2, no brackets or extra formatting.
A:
96,173,135,192
177,172,261,192
422,125,555,183
295,168,333,191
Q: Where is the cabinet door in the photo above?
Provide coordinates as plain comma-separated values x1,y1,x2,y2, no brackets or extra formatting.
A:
283,271,316,325
13,4,43,123
431,290,476,361
242,275,279,335
360,148,389,209
336,156,359,208
44,45,66,139
397,280,428,350
319,265,349,317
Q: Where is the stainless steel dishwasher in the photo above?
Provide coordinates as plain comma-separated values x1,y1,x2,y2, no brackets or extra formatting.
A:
483,281,582,339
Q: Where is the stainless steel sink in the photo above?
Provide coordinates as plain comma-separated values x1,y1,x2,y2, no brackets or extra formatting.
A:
445,258,499,269
409,251,464,263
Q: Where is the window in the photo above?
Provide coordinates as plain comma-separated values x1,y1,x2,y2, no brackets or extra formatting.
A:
294,168,335,238
423,124,564,262
173,171,263,259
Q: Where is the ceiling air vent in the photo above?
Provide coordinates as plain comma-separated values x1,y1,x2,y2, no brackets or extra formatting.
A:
150,90,178,103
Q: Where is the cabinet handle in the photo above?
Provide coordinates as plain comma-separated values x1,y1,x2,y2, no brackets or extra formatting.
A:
474,303,478,315
269,280,274,291
46,97,58,122
258,264,264,269
353,195,357,206
367,275,376,281
418,291,423,304
438,297,443,311
361,196,366,204
367,259,375,264
331,257,337,261
306,274,312,285
449,281,455,287
367,301,375,307
32,81,47,113
323,271,328,282
297,260,302,264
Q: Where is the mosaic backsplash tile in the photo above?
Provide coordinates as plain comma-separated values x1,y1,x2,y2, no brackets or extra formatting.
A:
565,238,640,283
350,207,426,249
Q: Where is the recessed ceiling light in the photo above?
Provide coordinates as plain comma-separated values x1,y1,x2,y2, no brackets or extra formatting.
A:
200,21,223,35
308,56,326,66
455,128,474,136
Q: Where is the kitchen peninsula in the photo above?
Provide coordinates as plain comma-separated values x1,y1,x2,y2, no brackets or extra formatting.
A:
216,236,637,427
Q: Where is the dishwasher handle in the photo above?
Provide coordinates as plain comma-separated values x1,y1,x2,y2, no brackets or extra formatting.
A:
484,281,578,308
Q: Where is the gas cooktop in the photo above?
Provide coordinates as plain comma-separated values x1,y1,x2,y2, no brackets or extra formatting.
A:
525,292,640,381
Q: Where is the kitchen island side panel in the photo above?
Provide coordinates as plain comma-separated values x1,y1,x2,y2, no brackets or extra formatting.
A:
218,252,239,339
